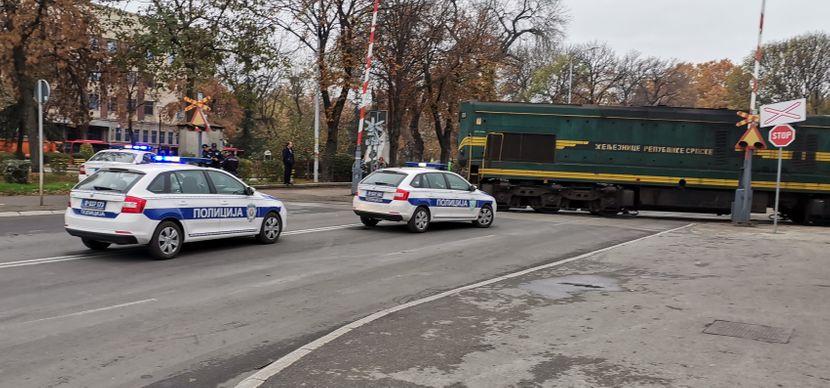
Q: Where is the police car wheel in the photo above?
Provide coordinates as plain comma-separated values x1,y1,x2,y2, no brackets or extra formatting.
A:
360,216,379,227
150,221,182,260
407,207,430,233
473,205,494,228
82,238,111,251
257,212,282,244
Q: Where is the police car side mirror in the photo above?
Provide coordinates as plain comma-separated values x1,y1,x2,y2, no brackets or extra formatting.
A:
468,185,477,192
244,186,255,196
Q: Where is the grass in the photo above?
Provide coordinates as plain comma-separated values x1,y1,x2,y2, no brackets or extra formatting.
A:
0,173,77,196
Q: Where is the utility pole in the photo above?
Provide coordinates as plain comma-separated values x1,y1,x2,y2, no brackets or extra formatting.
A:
35,80,50,207
567,58,573,104
313,0,322,183
351,0,381,194
731,0,766,225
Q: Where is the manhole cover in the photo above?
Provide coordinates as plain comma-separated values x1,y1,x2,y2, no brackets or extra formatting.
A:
703,320,793,344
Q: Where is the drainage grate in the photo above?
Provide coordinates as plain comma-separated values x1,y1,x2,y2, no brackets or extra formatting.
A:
703,320,793,344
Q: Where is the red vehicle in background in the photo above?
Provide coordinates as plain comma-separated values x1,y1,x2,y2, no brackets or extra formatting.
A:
60,140,110,155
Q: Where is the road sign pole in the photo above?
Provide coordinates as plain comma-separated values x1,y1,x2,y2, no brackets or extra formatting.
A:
37,84,44,207
773,146,783,233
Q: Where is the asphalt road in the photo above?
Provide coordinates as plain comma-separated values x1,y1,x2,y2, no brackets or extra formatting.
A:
0,203,688,388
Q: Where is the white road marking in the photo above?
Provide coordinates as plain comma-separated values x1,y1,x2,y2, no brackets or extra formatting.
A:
235,223,695,388
0,224,363,270
282,224,362,236
22,298,158,324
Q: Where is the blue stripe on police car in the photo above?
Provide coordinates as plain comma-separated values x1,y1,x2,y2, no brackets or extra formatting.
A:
143,206,282,221
406,198,492,208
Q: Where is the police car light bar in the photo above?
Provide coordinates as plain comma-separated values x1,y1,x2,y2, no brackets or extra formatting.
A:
405,162,447,170
116,145,152,151
152,155,212,165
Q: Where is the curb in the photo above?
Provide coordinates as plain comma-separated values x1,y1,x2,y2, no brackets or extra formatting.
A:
253,182,351,189
0,210,65,218
235,223,696,387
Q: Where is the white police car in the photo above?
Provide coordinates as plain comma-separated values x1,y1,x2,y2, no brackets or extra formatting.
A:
78,145,156,181
65,162,286,259
353,163,496,232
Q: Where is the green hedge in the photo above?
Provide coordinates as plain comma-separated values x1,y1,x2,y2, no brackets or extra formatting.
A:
48,153,70,175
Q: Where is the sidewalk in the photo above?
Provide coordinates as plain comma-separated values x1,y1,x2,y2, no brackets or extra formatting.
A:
0,194,68,215
257,223,830,387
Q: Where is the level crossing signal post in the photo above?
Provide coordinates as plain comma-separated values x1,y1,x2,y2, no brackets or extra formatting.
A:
760,98,806,232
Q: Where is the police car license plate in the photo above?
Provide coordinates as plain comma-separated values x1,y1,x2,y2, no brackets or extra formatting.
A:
81,199,107,210
365,190,385,203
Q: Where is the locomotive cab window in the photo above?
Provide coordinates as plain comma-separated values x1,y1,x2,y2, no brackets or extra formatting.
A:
485,133,556,164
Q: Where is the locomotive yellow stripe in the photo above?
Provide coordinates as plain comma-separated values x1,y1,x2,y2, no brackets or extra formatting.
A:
463,136,830,163
479,168,830,192
458,136,487,149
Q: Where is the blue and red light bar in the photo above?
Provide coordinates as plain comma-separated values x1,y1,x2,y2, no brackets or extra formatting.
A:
405,162,447,170
152,155,211,165
112,144,153,151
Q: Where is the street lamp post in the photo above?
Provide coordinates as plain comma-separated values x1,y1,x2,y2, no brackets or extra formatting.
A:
567,58,573,104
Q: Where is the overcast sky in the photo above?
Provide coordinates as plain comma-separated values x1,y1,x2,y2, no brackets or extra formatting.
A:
562,0,829,63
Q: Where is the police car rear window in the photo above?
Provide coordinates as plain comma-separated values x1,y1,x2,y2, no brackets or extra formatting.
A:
361,171,406,187
88,151,136,163
75,170,143,193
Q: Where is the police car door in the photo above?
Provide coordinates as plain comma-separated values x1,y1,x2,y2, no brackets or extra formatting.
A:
423,172,455,219
169,170,223,239
206,170,259,235
443,172,476,219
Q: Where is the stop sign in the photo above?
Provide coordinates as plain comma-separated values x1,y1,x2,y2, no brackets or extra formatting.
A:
768,124,796,148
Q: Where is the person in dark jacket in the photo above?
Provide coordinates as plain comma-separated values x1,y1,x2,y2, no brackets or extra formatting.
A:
281,141,294,185
209,143,223,168
221,151,239,176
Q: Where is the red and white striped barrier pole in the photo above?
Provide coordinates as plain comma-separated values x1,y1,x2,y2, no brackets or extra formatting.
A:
749,0,765,116
352,0,381,193
733,0,766,225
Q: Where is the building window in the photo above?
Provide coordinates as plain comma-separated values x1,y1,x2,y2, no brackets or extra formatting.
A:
89,72,102,82
142,130,148,143
127,99,136,112
88,94,100,110
90,37,99,50
151,130,157,144
143,101,154,116
168,131,174,145
108,97,117,112
115,127,122,142
175,132,179,144
107,40,117,53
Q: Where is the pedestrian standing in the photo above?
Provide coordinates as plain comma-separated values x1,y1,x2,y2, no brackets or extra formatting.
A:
282,141,294,185
222,150,239,176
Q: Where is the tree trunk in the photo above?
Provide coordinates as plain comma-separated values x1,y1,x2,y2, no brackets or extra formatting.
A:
321,85,349,181
407,95,426,161
386,88,403,166
13,45,38,167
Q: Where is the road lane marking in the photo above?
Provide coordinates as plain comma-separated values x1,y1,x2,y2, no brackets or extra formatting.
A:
282,224,362,236
0,224,364,270
22,298,158,324
235,223,695,388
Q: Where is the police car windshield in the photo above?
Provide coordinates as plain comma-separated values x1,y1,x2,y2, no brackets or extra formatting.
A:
75,170,144,193
88,151,137,163
362,171,406,187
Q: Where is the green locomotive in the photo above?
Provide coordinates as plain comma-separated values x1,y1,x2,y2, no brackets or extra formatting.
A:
457,101,830,224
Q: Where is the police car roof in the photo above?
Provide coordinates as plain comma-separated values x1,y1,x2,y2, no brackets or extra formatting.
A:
97,149,150,155
100,163,210,173
378,167,444,174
